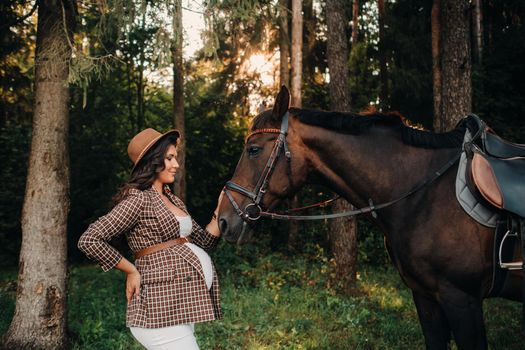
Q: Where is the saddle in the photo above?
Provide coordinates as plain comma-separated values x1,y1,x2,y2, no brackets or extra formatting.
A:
462,115,525,296
471,132,525,218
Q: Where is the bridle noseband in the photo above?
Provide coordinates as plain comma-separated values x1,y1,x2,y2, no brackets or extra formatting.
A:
224,111,291,223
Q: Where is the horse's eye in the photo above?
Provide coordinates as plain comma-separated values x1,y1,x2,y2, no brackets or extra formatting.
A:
247,146,261,158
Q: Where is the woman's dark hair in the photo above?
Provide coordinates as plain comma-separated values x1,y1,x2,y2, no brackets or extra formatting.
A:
113,134,179,205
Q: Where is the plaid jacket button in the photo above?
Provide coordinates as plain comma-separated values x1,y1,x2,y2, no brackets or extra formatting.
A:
185,275,192,281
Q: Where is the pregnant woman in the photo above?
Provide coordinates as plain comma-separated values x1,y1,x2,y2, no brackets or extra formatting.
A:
78,128,223,349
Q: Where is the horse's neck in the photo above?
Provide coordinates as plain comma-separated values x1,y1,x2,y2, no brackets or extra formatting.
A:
303,126,459,212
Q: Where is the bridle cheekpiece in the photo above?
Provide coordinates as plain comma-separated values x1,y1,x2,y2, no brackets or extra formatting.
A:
224,111,291,224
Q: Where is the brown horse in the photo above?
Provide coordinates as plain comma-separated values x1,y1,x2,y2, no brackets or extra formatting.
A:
217,86,522,349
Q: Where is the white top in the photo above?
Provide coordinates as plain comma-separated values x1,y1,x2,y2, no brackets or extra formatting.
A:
175,215,213,289
176,215,193,237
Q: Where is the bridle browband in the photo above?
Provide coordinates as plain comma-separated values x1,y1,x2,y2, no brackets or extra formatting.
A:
223,110,461,225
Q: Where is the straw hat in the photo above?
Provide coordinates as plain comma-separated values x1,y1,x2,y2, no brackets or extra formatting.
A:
127,128,180,172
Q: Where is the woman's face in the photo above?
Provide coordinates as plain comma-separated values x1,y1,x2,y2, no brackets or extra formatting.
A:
156,144,179,184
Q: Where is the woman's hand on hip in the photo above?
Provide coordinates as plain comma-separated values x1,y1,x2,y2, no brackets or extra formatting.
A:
115,257,141,304
126,270,141,304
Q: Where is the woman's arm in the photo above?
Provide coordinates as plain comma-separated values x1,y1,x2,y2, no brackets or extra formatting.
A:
189,190,224,250
78,189,146,271
206,189,224,236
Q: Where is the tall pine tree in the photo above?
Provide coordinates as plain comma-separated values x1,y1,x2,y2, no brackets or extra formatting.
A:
3,1,75,347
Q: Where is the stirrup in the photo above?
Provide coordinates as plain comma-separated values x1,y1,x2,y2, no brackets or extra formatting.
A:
499,229,523,270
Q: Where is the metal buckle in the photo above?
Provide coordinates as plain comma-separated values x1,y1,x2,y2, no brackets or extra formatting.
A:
244,203,262,221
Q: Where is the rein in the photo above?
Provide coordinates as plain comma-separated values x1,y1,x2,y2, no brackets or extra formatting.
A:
224,111,462,222
282,196,340,213
259,153,460,220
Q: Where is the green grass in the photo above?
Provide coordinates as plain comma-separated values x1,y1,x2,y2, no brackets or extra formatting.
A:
0,269,17,337
0,245,523,349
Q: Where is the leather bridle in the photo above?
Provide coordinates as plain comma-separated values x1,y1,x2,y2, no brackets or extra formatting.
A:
224,112,292,224
223,110,462,226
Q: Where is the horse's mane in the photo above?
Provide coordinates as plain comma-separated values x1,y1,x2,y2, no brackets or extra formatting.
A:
251,108,473,149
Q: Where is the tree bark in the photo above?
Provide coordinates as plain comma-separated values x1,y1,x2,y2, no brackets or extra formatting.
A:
432,0,472,132
126,58,134,128
288,0,303,250
326,0,349,110
352,0,359,46
486,0,493,52
378,0,388,107
326,0,357,293
472,0,483,64
431,0,442,130
3,0,75,348
279,0,290,88
172,0,186,200
303,0,316,82
290,0,302,107
137,9,146,132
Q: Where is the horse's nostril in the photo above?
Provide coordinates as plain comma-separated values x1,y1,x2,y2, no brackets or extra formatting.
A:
219,218,228,235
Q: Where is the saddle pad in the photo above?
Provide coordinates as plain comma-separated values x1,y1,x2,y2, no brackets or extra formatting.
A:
472,152,525,218
455,130,500,227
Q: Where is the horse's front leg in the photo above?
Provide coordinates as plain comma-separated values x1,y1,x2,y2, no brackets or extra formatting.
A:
412,291,452,350
438,286,488,350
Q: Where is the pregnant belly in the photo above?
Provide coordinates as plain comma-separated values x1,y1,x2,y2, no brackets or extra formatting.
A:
184,243,213,289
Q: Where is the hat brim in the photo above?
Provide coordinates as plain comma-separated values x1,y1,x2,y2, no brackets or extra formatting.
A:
131,129,180,173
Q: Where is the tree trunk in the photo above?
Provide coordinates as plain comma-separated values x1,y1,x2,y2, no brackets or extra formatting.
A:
288,0,303,250
172,0,186,201
431,0,442,130
3,1,75,348
290,0,302,107
472,0,483,64
326,0,349,110
378,0,388,107
126,59,134,128
303,0,316,82
279,0,290,88
432,0,472,132
137,10,146,132
352,0,359,46
486,0,493,52
326,0,357,294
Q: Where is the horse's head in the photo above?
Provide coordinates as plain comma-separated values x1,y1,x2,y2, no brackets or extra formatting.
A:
218,86,308,244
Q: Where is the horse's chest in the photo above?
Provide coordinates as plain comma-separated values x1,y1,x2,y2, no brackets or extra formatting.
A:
386,237,441,293
384,238,419,289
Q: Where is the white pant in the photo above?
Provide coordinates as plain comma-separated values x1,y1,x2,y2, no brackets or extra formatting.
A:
130,324,199,350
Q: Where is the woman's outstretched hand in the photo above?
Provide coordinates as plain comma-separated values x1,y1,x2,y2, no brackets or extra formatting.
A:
206,188,225,237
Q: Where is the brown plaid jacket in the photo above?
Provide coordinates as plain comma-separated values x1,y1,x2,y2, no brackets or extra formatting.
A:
78,186,222,328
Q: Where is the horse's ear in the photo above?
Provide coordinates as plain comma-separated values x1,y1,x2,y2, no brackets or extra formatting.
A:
272,85,290,121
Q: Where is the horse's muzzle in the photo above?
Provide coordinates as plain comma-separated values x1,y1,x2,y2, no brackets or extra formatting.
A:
219,214,253,244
